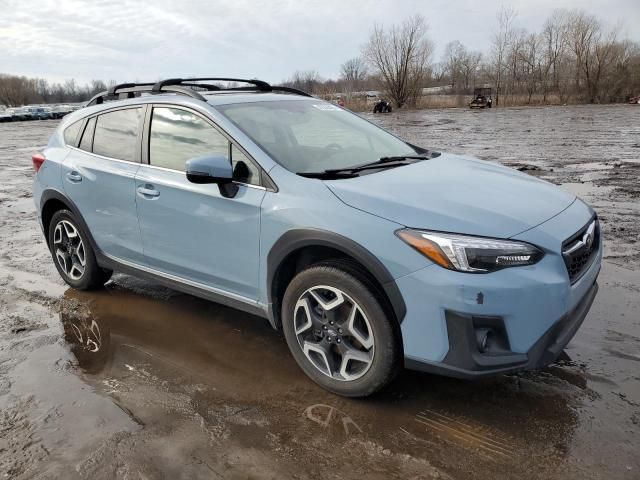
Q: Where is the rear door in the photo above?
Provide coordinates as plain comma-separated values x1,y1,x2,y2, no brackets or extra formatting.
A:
61,106,145,264
134,105,265,300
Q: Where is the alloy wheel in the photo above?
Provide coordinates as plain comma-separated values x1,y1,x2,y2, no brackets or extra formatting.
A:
294,285,375,381
53,220,86,280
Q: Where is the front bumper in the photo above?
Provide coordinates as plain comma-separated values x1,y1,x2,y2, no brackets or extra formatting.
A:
397,198,601,378
405,279,598,378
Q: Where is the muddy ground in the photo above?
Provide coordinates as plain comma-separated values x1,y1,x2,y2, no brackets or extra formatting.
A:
0,104,638,479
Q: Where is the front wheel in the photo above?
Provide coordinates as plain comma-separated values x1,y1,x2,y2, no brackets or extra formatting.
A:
282,261,401,397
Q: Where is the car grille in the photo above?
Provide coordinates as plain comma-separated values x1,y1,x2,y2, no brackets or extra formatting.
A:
562,217,599,283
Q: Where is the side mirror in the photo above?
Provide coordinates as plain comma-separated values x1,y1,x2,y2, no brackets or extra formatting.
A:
185,155,238,198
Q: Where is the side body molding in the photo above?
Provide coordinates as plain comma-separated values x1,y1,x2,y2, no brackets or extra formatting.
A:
266,229,407,328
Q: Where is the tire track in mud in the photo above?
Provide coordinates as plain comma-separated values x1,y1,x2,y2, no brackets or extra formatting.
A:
414,409,517,460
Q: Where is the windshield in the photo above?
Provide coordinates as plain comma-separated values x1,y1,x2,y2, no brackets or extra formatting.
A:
215,100,416,174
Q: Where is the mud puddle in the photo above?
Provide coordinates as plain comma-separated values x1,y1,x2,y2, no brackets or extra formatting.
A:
4,261,636,479
1,107,639,479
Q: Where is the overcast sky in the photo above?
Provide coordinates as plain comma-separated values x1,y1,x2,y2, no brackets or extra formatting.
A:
1,0,638,86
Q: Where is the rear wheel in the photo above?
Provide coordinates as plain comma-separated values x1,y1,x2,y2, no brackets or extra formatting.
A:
282,261,401,397
48,210,112,290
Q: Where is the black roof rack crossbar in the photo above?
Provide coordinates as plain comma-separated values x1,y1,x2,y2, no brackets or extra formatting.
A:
87,77,311,106
179,82,222,91
106,82,154,97
87,83,206,106
152,77,273,93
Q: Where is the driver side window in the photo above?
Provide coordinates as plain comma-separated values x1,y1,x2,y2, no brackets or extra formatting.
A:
149,107,262,186
149,107,228,172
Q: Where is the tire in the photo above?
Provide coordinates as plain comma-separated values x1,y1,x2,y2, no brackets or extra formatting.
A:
282,260,401,397
48,210,112,290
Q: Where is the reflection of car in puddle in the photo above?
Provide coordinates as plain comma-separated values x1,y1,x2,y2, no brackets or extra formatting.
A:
60,296,111,374
59,285,584,473
304,403,362,436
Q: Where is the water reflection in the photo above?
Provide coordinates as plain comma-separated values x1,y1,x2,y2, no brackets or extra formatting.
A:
58,282,584,478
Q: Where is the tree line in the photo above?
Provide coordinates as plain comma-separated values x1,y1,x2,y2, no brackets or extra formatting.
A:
2,7,638,109
283,8,640,108
0,77,116,108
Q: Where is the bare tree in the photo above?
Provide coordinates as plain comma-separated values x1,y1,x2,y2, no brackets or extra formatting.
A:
540,10,569,100
517,32,541,103
442,41,464,90
567,11,601,101
460,50,482,91
340,57,368,94
362,14,434,108
282,70,322,94
490,5,517,106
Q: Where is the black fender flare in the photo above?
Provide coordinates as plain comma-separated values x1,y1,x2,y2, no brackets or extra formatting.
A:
266,228,406,328
39,188,101,255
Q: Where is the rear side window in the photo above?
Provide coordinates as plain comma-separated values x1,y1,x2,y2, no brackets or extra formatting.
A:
93,108,142,162
79,117,96,152
149,107,228,172
63,121,82,146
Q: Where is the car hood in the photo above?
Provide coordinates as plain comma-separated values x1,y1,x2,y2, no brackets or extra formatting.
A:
324,153,576,238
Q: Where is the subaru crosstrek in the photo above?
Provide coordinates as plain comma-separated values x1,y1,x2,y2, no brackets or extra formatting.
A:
32,78,601,397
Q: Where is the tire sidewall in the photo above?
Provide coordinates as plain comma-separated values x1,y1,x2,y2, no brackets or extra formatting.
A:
282,265,398,397
48,210,100,290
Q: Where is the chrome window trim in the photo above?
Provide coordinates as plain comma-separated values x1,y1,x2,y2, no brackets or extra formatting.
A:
136,162,267,191
66,145,267,191
67,145,140,166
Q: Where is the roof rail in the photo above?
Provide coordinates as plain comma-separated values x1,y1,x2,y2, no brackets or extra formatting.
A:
87,77,311,106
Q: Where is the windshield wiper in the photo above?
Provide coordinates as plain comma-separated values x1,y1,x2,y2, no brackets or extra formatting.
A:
298,154,431,179
324,154,429,175
376,155,431,163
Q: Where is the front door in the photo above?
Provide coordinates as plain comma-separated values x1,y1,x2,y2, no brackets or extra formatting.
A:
134,105,265,301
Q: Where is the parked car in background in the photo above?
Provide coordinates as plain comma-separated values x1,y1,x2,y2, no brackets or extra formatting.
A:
32,77,602,397
25,106,53,120
7,107,30,121
0,110,12,122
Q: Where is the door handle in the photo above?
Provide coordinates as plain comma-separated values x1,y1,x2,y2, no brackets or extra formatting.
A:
137,185,160,198
66,171,82,183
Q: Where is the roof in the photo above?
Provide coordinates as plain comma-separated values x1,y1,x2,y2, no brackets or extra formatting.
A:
201,92,315,106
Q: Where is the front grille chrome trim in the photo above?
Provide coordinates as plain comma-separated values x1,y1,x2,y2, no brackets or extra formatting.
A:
562,217,599,284
562,220,597,256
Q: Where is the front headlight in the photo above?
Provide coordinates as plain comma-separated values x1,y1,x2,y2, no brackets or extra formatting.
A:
396,229,544,273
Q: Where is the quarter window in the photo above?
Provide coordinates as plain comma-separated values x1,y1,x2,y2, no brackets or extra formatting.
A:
149,107,228,172
63,120,82,146
79,117,96,152
93,108,142,162
231,145,260,185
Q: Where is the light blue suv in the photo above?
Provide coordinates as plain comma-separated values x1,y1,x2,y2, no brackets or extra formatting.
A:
32,78,601,397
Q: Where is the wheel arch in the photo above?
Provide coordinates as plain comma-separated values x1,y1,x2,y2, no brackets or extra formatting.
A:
40,189,100,253
266,229,406,330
